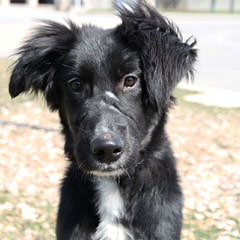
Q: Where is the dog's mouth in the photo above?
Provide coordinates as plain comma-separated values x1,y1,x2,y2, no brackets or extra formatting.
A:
75,143,133,177
89,169,125,177
82,150,129,177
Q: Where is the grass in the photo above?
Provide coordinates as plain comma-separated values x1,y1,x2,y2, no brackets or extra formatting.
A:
0,190,12,204
0,58,45,110
158,8,240,14
185,215,221,239
0,58,11,104
173,88,240,116
183,211,240,240
83,7,240,15
0,191,56,240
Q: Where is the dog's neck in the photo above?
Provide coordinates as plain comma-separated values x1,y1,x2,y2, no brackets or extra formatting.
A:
92,177,133,240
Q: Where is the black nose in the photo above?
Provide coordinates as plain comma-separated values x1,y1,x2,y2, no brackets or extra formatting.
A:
91,133,123,164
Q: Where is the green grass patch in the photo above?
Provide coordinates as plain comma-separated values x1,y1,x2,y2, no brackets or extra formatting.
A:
159,9,240,14
0,190,12,203
86,8,114,13
194,226,220,240
215,138,230,149
0,57,45,109
183,211,240,240
0,191,56,240
183,212,220,239
173,88,240,116
0,58,12,104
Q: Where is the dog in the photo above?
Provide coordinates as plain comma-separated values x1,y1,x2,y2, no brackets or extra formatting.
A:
9,1,197,239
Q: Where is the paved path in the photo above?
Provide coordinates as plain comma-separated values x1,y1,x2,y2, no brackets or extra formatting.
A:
0,6,239,107
173,14,240,92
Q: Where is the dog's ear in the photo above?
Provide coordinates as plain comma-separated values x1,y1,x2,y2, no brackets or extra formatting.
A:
115,0,197,112
9,20,80,110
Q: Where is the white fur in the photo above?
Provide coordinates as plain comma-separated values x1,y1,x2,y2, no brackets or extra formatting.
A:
96,178,124,222
94,221,130,240
108,105,122,115
90,170,124,177
100,100,106,107
92,178,133,240
105,91,120,101
118,2,134,13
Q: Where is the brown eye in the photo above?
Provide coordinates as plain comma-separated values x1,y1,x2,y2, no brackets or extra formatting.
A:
69,80,81,91
124,75,138,87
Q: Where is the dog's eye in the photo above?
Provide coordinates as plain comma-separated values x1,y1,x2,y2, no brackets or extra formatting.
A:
69,80,81,92
123,75,138,88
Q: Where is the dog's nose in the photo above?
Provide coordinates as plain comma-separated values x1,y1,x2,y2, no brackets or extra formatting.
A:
91,133,123,164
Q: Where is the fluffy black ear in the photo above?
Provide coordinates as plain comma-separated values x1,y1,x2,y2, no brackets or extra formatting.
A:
115,0,197,112
9,20,80,110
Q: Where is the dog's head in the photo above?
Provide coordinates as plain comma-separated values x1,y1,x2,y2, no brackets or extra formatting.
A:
9,1,196,176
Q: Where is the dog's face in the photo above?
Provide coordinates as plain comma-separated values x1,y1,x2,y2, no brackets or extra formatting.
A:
57,27,147,175
9,3,197,176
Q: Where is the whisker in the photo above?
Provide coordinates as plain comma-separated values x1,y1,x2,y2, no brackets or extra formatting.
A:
123,168,131,180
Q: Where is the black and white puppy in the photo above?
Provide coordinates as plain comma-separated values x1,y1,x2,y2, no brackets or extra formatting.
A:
9,1,197,239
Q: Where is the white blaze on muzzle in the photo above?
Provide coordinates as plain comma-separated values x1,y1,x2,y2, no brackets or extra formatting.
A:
105,91,120,102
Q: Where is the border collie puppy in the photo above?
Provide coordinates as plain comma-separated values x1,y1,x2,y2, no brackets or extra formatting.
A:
9,1,197,239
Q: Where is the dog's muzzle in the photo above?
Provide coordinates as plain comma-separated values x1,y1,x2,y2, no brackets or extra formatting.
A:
91,133,123,164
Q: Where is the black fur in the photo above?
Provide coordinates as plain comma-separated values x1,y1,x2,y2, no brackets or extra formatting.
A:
9,1,197,239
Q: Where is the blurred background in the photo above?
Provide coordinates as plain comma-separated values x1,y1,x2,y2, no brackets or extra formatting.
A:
1,0,240,12
0,0,240,240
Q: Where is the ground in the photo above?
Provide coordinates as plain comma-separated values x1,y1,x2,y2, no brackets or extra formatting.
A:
0,58,240,239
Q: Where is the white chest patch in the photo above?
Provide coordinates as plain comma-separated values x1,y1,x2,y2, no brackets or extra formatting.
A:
92,178,133,240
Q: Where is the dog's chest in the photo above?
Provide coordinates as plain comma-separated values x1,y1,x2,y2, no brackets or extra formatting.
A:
92,178,133,240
